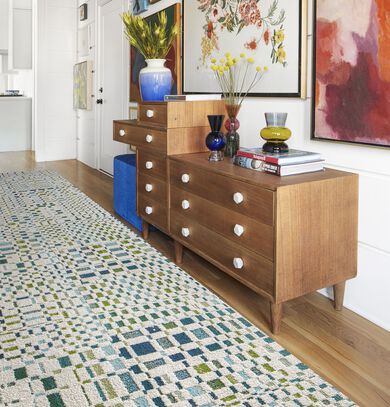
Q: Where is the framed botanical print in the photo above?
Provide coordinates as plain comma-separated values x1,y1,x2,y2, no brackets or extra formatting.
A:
129,3,181,103
182,0,307,97
311,0,390,148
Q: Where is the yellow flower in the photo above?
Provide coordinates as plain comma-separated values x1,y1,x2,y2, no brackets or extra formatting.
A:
233,57,239,64
256,66,262,72
220,58,225,63
274,30,285,44
225,52,231,58
211,65,218,71
211,58,216,63
247,57,254,63
276,47,286,64
226,59,233,67
264,66,268,71
240,52,246,58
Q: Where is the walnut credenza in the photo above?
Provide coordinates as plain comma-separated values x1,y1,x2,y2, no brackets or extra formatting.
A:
114,103,359,334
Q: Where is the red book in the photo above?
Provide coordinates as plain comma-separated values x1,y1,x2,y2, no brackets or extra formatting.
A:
236,147,322,165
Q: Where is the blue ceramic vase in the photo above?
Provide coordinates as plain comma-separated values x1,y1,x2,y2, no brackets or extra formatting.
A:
139,59,172,102
206,115,225,161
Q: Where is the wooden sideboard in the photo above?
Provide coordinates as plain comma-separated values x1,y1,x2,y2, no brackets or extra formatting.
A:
114,102,359,334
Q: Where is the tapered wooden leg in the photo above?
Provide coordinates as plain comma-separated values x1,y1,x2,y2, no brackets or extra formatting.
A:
334,281,346,311
270,302,283,334
174,241,183,264
142,220,149,240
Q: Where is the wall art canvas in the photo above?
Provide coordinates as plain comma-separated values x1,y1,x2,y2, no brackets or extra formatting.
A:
130,3,181,103
183,0,306,97
73,61,93,110
312,0,390,147
133,0,149,15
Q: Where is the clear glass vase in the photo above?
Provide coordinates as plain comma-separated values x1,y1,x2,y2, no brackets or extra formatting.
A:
224,104,241,158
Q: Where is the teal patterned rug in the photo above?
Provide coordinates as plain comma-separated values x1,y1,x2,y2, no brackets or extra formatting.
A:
0,171,355,406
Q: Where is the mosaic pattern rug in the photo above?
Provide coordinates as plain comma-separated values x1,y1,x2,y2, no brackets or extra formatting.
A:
0,170,355,406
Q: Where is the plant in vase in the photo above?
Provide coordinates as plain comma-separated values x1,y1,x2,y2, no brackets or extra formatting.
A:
122,11,178,101
211,53,267,157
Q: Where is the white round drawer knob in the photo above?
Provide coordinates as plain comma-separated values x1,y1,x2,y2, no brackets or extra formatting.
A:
146,109,154,118
145,206,153,215
181,174,190,183
145,161,153,170
234,224,245,237
119,129,126,137
145,134,153,143
181,200,190,210
145,184,153,192
233,192,244,204
233,257,244,269
181,227,190,237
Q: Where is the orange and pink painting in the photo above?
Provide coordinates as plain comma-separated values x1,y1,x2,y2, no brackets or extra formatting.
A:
312,0,390,147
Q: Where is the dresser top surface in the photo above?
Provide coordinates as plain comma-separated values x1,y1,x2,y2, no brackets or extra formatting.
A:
169,152,357,191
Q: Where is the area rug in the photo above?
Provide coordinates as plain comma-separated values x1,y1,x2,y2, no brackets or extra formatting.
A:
0,170,355,406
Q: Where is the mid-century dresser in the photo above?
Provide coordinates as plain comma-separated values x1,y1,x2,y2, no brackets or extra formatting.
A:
114,102,359,334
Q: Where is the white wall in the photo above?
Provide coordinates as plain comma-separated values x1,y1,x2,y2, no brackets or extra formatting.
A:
35,0,77,162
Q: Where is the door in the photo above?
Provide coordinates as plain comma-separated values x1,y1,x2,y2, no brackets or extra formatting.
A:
97,0,128,175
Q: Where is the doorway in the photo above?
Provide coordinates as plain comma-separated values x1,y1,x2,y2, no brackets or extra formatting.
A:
96,0,129,175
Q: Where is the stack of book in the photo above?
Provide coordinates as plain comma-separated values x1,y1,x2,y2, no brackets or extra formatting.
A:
233,147,324,176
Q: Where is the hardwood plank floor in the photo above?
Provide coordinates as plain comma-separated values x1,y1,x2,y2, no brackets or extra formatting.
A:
1,151,389,407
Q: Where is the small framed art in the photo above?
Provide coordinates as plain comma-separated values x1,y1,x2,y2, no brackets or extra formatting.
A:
79,3,87,21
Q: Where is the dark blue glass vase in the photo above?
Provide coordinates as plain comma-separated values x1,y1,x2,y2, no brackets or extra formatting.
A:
206,115,225,161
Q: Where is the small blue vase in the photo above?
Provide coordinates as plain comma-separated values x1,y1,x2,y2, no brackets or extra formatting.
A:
206,115,225,161
139,59,172,102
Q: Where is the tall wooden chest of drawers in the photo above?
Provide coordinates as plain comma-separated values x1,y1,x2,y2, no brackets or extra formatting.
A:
113,101,225,234
168,153,359,334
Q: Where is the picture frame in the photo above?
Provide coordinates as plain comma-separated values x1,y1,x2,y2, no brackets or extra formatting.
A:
133,0,149,15
182,0,307,98
129,3,181,103
73,61,93,110
311,0,390,148
79,3,87,21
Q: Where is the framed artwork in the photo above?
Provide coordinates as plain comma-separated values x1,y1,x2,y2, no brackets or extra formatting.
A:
311,0,390,148
149,0,162,3
130,3,181,103
133,0,149,15
73,61,93,110
79,3,87,21
182,0,307,97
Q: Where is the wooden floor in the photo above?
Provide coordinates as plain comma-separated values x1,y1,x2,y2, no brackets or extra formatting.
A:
1,151,389,407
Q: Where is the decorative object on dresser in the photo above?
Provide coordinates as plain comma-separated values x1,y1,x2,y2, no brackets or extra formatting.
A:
210,53,266,157
205,115,226,161
128,4,181,103
113,100,225,238
182,0,308,97
122,10,179,101
169,153,358,334
260,112,292,153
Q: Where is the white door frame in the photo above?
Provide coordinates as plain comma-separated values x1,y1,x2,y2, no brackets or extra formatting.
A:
96,0,129,173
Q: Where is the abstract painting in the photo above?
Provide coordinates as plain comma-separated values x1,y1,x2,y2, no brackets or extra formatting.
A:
312,0,390,147
73,61,93,110
183,0,307,97
130,3,181,103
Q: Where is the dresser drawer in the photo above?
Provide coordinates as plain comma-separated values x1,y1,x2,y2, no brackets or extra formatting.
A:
171,211,274,297
138,103,167,127
138,149,167,180
170,160,274,226
138,193,168,231
114,121,167,151
171,186,274,260
138,172,167,203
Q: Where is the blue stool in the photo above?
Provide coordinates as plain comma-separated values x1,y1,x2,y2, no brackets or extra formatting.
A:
113,154,144,232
